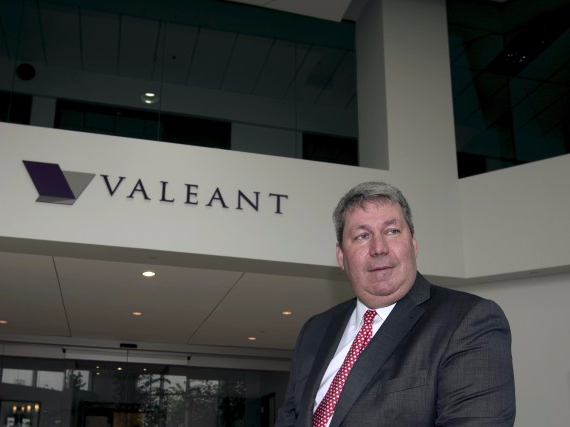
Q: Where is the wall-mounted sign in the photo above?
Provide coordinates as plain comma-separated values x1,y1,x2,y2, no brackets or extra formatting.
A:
23,160,288,214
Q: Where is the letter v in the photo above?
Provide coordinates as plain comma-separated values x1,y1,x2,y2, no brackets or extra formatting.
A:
100,175,126,196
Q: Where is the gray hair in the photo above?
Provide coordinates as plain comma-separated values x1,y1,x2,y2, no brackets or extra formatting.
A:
332,181,415,243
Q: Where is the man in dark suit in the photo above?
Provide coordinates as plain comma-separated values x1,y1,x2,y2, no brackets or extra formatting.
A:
275,182,515,427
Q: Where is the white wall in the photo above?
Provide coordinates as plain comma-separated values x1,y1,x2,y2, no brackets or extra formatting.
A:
357,0,465,279
355,0,388,170
0,122,386,277
460,272,570,427
459,154,570,278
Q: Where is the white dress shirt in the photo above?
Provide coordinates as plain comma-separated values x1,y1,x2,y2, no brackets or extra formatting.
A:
313,299,396,420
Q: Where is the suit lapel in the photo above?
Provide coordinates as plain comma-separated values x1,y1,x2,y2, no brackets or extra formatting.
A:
329,275,431,427
297,300,355,427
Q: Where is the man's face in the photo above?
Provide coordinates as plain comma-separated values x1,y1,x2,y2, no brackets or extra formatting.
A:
336,201,418,308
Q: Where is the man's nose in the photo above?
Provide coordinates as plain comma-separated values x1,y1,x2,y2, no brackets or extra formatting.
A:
370,235,388,256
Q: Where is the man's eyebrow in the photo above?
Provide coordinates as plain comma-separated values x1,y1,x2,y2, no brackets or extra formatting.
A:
349,218,399,231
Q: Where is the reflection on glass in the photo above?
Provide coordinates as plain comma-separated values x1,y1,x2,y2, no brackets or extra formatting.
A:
1,369,34,387
448,3,570,177
0,355,286,427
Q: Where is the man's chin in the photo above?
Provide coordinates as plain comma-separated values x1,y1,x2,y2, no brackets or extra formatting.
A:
357,279,415,306
368,268,394,282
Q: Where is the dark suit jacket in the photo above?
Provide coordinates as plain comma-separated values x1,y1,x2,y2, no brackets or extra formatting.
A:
275,273,515,427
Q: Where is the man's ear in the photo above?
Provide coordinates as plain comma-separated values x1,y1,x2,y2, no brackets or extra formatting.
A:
336,242,344,269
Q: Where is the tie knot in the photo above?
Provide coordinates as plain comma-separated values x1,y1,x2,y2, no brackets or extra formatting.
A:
363,309,376,325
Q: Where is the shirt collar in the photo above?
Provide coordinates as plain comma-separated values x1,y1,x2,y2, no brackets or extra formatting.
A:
355,299,396,326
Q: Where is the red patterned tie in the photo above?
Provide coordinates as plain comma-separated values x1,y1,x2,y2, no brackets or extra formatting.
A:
312,309,377,427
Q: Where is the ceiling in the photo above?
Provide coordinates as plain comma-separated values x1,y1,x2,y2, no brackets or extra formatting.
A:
1,0,569,362
1,0,359,114
0,249,354,357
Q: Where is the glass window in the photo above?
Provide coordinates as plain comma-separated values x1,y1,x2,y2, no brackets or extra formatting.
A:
1,368,34,386
65,369,90,391
303,132,358,166
36,370,65,391
0,355,288,427
55,100,231,149
448,1,570,178
0,91,32,124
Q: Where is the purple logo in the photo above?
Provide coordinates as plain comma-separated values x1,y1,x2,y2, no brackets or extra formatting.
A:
23,160,95,205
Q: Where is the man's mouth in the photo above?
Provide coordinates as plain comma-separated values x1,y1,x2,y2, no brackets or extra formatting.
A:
369,265,392,272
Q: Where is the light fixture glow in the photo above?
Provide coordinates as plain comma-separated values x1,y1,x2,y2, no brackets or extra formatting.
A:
131,311,143,316
247,336,257,341
142,271,155,277
281,311,293,316
0,320,8,324
140,92,159,104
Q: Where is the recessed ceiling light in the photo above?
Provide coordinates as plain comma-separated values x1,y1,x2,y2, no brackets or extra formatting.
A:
281,311,293,316
247,336,257,341
140,92,159,104
142,271,155,277
131,311,143,316
117,367,123,371
0,320,7,324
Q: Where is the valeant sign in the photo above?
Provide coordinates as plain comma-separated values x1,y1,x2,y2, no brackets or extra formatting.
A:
23,160,289,214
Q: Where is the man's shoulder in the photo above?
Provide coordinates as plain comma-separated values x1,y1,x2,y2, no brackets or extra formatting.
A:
416,273,485,303
408,273,501,314
429,283,482,301
423,278,506,317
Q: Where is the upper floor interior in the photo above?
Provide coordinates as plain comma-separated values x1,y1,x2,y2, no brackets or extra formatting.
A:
2,0,569,177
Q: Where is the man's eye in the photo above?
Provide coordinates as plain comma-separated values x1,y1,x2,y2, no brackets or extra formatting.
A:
386,228,400,235
356,233,369,240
